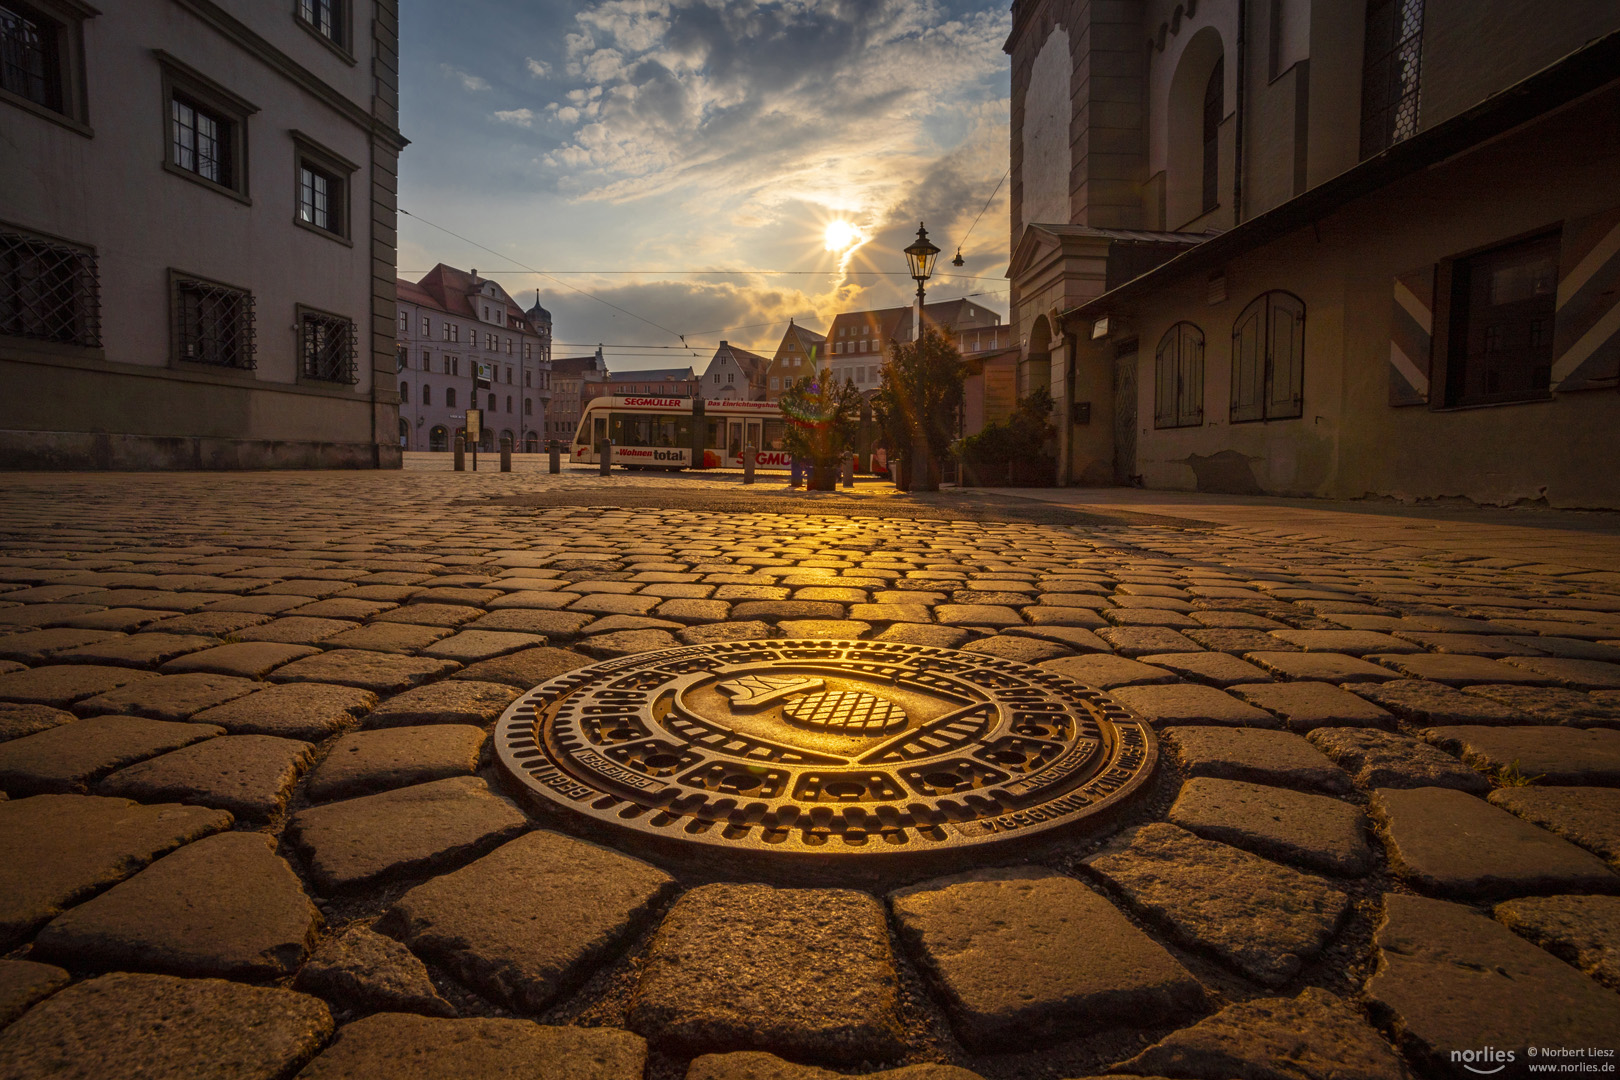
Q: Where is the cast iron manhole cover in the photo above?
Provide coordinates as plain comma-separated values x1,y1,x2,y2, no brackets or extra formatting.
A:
493,640,1155,860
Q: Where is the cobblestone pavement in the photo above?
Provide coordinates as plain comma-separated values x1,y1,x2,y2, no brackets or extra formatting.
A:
0,468,1618,1080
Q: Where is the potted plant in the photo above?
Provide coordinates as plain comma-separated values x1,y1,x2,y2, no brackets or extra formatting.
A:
779,368,862,491
872,327,965,492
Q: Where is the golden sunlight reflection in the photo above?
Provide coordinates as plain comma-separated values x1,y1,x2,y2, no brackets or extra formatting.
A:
821,219,867,279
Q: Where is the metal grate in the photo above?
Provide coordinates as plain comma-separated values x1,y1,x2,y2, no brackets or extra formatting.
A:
301,311,357,383
175,277,254,369
0,225,100,347
1359,0,1424,158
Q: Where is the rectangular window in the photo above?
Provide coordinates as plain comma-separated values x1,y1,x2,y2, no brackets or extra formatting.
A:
0,223,100,347
160,54,255,200
524,343,532,360
399,380,408,402
397,309,407,332
172,272,254,369
293,134,355,241
422,348,431,370
295,0,350,57
1360,0,1424,159
0,2,59,111
450,324,459,343
422,383,430,405
395,346,407,371
298,307,357,384
420,315,430,336
298,164,334,230
1442,232,1559,407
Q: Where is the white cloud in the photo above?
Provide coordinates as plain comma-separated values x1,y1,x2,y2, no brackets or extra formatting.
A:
493,108,536,128
525,57,551,78
441,64,491,92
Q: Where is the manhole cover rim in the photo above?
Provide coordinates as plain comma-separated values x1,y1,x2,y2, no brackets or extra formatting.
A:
493,639,1156,860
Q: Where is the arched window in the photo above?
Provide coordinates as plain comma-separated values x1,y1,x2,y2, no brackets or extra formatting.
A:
1231,291,1306,422
523,398,532,415
399,381,409,403
1202,57,1223,214
446,387,456,408
398,418,409,447
422,384,431,406
1154,322,1206,428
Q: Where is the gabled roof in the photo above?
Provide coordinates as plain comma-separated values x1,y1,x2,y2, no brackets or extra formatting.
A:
1007,224,1209,282
406,264,536,333
607,367,695,382
705,342,771,382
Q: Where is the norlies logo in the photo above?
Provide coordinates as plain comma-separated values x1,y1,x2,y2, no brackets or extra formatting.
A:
1454,1047,1517,1074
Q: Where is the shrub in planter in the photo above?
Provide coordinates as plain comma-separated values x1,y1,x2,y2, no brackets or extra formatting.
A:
779,368,861,489
953,387,1056,486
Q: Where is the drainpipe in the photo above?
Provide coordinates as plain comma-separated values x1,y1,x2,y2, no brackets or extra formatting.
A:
1233,0,1247,225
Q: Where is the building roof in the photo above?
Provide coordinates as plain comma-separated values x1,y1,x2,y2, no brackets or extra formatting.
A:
706,342,772,382
826,298,1004,346
607,367,695,382
553,352,607,378
402,264,538,335
1065,28,1620,326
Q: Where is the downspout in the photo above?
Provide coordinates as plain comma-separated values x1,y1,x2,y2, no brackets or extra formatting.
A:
1233,0,1247,225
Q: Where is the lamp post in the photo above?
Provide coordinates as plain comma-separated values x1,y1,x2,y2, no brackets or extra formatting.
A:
902,223,942,492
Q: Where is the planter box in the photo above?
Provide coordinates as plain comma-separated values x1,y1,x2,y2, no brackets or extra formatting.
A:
960,459,1057,487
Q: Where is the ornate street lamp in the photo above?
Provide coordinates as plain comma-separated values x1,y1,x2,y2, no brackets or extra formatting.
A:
903,222,940,305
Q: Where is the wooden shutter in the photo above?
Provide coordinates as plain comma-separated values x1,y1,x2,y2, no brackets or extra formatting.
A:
1178,324,1205,425
1230,299,1266,422
1388,265,1434,405
1266,292,1305,419
1551,207,1620,392
1154,331,1176,427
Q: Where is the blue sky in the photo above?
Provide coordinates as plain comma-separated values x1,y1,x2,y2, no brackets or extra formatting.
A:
397,0,1012,370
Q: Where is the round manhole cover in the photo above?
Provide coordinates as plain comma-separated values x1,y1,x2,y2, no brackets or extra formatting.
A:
493,640,1156,861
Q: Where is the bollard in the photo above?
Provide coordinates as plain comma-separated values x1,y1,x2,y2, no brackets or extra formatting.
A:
841,451,854,488
742,445,756,485
598,439,612,477
789,456,803,489
548,440,560,474
499,438,512,473
453,438,465,472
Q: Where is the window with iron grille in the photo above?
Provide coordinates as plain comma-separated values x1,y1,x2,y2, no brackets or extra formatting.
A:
172,273,254,369
1231,291,1306,422
1359,0,1423,159
1154,322,1205,428
0,223,100,347
299,307,356,384
1,3,60,112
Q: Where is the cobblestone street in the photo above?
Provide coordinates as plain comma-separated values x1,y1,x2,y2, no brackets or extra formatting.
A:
0,466,1618,1080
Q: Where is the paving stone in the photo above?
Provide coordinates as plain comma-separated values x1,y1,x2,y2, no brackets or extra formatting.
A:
1369,786,1619,898
1505,635,1620,662
270,650,460,694
0,603,108,629
1186,629,1301,654
204,593,313,615
469,609,596,637
576,615,684,637
255,580,356,599
1024,606,1108,629
628,883,905,1063
1004,625,1111,652
237,617,359,645
191,682,376,739
1040,655,1175,689
0,702,75,742
1111,684,1281,728
58,607,186,631
0,972,332,1080
1351,678,1527,724
1264,630,1420,656
286,597,399,620
1111,987,1407,1080
161,641,321,678
293,923,454,1017
0,714,223,794
1370,652,1558,686
1163,726,1351,793
1137,651,1271,688
1390,631,1547,656
731,600,849,622
960,636,1075,664
1462,684,1620,726
32,832,320,979
1494,894,1620,992
565,592,660,618
1499,655,1620,690
1365,894,1620,1072
0,628,124,664
293,1013,645,1080
0,794,231,949
99,734,313,819
577,629,684,657
1101,608,1201,629
1244,652,1396,683
776,620,874,638
1097,627,1203,657
77,671,259,722
1168,778,1373,875
287,776,529,892
1420,725,1620,785
306,725,485,802
321,622,454,653
1189,611,1290,629
0,959,69,1027
418,630,546,665
0,664,155,707
1307,728,1490,793
1231,681,1395,731
1488,786,1620,868
1083,823,1349,987
850,603,934,624
378,830,675,1012
374,603,485,628
50,632,217,668
485,589,576,610
687,1051,984,1080
451,645,595,687
649,598,731,624
889,868,1205,1049
875,624,971,649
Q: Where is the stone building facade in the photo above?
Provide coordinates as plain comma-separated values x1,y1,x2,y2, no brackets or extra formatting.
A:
764,320,827,401
394,265,551,452
0,0,407,468
1008,0,1620,504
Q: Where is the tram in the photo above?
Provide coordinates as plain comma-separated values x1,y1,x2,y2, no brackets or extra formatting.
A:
570,395,887,473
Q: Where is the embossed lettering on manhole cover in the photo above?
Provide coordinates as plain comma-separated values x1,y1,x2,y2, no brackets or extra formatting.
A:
493,640,1156,858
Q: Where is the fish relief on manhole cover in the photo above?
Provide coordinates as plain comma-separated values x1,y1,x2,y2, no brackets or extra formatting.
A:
493,640,1156,858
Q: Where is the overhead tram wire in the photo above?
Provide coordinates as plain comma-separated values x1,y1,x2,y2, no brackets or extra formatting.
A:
395,267,1009,283
954,166,1011,260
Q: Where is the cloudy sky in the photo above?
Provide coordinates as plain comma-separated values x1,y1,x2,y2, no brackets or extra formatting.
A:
397,0,1013,370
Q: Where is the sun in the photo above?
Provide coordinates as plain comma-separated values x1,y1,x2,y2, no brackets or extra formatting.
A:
823,220,862,253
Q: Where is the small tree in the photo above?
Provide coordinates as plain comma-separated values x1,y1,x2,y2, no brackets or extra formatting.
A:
952,386,1055,484
873,326,965,492
778,368,862,490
